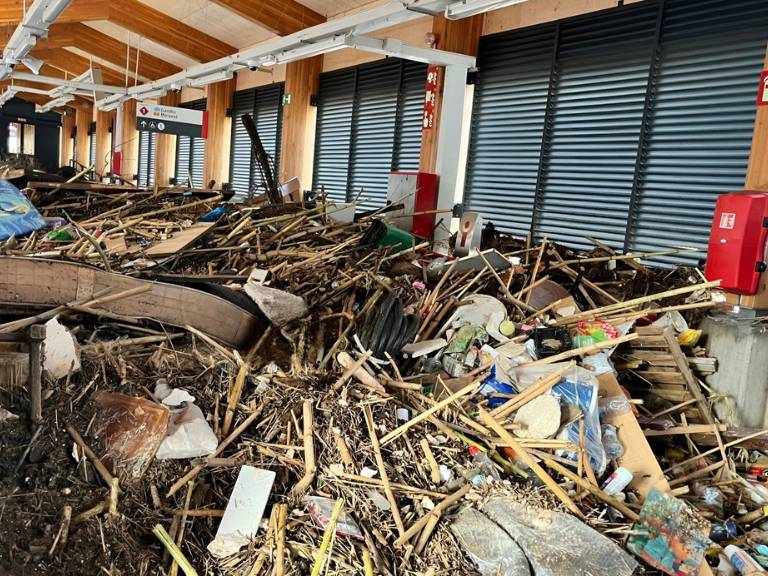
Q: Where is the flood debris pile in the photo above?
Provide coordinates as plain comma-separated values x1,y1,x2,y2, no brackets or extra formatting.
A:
2,181,768,576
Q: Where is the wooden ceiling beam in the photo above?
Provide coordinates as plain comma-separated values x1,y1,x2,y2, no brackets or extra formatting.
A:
55,23,182,80
33,48,135,87
107,0,237,62
208,0,325,35
0,0,108,25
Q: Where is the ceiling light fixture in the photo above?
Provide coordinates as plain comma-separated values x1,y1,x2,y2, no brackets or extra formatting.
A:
444,0,528,20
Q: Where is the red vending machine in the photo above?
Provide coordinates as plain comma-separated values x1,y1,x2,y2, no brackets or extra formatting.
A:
705,191,768,308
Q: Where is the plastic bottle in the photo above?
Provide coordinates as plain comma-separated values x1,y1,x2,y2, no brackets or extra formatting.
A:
724,545,767,574
709,519,737,542
601,467,633,496
601,424,624,460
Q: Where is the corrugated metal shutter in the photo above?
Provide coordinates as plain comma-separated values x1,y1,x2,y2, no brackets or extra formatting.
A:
349,58,401,210
627,0,768,263
88,123,96,171
137,130,150,186
535,4,658,250
313,69,355,202
393,60,427,171
137,131,157,186
313,59,426,206
230,89,255,196
190,137,205,188
229,84,284,199
175,99,207,188
148,132,156,186
176,136,191,186
465,0,768,262
465,27,556,237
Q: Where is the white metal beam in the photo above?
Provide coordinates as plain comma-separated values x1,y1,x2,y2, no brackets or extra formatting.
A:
11,72,126,94
345,35,476,68
433,64,474,253
0,0,73,80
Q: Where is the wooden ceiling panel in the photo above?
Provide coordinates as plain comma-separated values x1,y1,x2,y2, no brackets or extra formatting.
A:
34,49,134,86
208,0,325,35
60,23,181,80
84,21,199,69
0,0,108,24
108,0,237,61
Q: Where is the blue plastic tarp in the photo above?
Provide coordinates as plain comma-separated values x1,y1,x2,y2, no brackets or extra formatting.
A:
0,179,46,240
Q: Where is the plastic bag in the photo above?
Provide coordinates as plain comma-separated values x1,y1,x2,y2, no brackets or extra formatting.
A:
482,497,637,576
599,396,633,419
450,507,530,575
304,496,364,540
478,364,517,409
552,365,607,476
0,180,46,240
155,381,218,460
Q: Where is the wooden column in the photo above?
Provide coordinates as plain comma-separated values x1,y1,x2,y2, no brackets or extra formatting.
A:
155,91,181,186
204,78,235,187
95,109,114,178
59,109,75,166
119,100,139,183
279,55,322,188
746,44,768,190
419,15,484,174
74,103,91,167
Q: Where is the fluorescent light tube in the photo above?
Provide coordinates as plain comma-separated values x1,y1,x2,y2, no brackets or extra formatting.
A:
445,0,528,20
187,69,233,88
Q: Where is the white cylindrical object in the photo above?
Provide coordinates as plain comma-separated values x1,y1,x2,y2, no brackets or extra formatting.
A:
601,467,633,496
724,545,766,575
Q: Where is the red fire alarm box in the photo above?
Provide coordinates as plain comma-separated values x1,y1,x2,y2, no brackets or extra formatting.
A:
705,191,768,294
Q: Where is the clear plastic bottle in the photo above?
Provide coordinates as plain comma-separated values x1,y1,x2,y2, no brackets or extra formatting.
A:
601,424,624,460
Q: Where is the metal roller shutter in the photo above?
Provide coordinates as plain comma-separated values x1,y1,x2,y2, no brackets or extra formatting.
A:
175,99,207,188
138,131,157,186
313,69,355,202
190,137,205,188
88,123,96,172
465,27,556,237
229,84,284,199
313,59,427,206
465,0,768,262
535,4,658,250
393,60,427,171
176,136,191,186
230,89,256,196
627,0,768,263
349,58,401,210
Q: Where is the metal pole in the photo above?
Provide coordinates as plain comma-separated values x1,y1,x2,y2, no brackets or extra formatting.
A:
27,324,46,427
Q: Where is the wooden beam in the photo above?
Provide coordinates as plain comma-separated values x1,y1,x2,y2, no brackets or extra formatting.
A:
156,92,180,186
118,100,139,183
95,109,114,177
2,24,178,82
59,23,181,81
204,79,235,186
108,0,236,62
279,56,322,187
208,0,324,35
0,0,108,25
419,14,484,173
33,49,134,87
746,42,768,190
74,103,92,167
